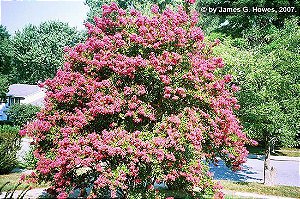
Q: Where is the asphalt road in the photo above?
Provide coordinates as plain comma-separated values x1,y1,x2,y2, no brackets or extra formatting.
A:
210,155,300,187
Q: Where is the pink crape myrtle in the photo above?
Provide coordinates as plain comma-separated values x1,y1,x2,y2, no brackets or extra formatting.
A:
21,2,255,199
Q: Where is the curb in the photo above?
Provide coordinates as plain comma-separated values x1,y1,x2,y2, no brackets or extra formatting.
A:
1,189,297,199
247,154,300,162
223,190,297,199
270,156,300,162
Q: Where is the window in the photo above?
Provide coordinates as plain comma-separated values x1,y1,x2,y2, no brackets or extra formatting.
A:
15,98,20,104
8,97,21,106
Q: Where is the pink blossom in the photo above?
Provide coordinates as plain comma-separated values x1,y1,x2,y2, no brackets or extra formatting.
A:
21,3,250,198
224,74,232,83
57,192,68,199
232,84,240,92
124,86,132,95
151,4,159,14
172,95,179,101
160,75,171,85
137,85,146,95
186,0,196,4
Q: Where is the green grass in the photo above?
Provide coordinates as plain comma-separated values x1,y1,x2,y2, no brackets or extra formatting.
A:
1,173,299,198
0,172,48,192
274,148,300,157
162,181,300,198
220,180,300,198
247,146,300,157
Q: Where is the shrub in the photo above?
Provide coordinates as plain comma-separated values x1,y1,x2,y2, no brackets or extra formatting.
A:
0,125,20,174
6,104,40,127
21,2,254,198
23,146,38,169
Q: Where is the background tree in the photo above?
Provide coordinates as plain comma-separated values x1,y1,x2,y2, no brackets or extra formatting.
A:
0,25,12,101
196,0,300,44
85,0,183,22
239,18,300,148
11,21,84,84
211,17,300,148
0,76,9,102
0,25,12,75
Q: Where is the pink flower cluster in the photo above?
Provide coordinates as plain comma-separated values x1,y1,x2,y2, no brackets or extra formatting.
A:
186,0,196,4
20,2,255,199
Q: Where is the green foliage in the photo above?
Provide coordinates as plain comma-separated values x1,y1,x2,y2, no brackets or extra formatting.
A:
211,18,300,147
197,0,300,42
23,146,38,169
85,0,183,22
0,25,12,102
0,76,9,102
11,21,84,84
0,182,30,199
6,104,40,127
0,25,10,40
0,25,12,75
0,125,21,174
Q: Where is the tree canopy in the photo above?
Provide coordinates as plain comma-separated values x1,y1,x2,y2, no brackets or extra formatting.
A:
11,21,84,84
197,0,300,43
0,25,11,101
21,3,252,198
85,0,183,22
0,76,9,102
211,18,300,147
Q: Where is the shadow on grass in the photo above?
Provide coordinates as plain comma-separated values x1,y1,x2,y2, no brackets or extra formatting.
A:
273,151,285,156
231,181,249,186
0,182,30,199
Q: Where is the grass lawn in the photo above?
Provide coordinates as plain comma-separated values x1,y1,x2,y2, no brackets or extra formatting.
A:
0,172,48,192
220,180,300,198
1,173,299,198
247,146,300,157
163,181,300,198
275,148,300,157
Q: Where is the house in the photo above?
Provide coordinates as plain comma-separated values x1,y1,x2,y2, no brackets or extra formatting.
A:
0,84,45,121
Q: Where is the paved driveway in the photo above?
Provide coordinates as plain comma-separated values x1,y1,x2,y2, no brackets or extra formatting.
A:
210,155,300,187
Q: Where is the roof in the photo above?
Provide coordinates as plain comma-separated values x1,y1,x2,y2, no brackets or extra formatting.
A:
7,84,43,98
28,97,45,107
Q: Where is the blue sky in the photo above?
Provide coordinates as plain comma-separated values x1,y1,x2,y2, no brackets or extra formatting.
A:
1,0,89,34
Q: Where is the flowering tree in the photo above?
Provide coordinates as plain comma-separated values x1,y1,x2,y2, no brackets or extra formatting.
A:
21,2,254,198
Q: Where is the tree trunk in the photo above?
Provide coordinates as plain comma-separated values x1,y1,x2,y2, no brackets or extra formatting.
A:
264,142,276,186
